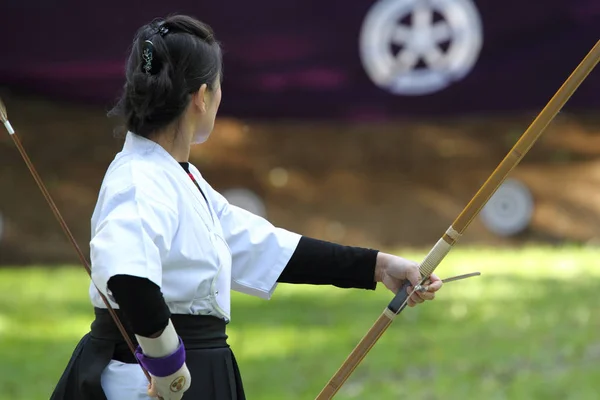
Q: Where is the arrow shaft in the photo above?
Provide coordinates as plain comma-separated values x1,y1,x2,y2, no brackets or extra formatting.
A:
0,103,152,383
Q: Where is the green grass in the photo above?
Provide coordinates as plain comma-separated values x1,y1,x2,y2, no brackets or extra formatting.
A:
1,246,600,399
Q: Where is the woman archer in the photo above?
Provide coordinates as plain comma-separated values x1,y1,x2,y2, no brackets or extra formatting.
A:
50,14,442,400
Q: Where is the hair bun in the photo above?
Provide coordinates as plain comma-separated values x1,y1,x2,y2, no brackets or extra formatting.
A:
109,14,223,139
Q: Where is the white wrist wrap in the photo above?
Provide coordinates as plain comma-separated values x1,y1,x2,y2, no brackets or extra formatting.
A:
135,319,179,358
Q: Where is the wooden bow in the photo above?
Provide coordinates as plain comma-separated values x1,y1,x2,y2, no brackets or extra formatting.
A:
315,39,600,400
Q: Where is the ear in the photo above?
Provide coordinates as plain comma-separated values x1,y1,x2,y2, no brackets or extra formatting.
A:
192,84,208,114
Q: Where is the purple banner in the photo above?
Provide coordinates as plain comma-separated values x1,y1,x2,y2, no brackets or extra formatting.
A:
1,0,599,120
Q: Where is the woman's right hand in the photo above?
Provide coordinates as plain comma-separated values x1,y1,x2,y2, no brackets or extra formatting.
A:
147,363,191,399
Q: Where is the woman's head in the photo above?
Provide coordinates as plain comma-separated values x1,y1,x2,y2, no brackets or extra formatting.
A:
110,15,222,145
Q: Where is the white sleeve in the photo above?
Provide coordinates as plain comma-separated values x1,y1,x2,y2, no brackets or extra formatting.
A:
209,188,301,299
89,184,178,299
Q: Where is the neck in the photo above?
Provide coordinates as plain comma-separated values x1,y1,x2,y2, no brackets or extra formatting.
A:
150,129,192,162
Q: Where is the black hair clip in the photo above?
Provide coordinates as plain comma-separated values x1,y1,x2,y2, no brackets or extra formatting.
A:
142,40,154,76
141,21,170,75
155,21,169,37
158,25,169,36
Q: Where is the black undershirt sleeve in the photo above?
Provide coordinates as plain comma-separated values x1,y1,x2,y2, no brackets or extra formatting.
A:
277,236,378,290
107,275,171,337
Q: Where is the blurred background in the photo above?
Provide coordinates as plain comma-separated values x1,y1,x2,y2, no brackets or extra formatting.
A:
1,1,599,399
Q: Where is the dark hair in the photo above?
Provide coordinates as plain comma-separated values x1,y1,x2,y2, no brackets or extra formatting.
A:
109,15,223,138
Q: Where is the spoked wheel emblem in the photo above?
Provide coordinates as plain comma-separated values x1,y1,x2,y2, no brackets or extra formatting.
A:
360,0,483,95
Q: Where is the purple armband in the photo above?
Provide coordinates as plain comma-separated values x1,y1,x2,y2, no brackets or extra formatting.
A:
134,337,186,377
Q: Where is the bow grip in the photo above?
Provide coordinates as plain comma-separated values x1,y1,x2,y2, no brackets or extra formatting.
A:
386,236,455,314
386,280,420,314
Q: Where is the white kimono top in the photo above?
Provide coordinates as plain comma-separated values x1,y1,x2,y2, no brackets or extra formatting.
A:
88,132,302,322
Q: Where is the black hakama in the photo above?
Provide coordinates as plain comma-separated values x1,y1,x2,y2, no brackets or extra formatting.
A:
50,307,245,399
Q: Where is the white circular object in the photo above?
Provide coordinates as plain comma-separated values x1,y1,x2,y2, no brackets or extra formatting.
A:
479,178,534,236
359,0,483,95
221,188,267,218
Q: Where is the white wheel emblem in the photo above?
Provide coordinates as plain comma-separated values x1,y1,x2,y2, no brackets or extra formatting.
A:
359,0,483,95
480,178,534,237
